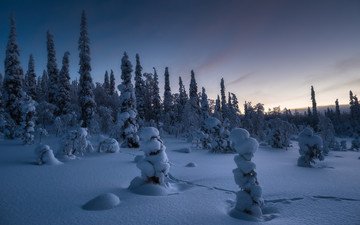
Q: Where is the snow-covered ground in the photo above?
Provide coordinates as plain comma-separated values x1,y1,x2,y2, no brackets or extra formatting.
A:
0,136,360,225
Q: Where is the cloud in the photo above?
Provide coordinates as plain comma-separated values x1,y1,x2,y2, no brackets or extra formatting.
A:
226,72,254,86
320,77,360,93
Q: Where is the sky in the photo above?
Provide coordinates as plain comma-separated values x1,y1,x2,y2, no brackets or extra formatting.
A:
0,0,360,111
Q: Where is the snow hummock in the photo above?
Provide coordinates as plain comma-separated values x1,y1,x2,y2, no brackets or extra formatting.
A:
185,162,197,167
82,193,120,211
34,144,62,165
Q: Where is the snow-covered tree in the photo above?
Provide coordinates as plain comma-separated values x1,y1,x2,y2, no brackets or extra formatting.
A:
25,54,37,101
318,116,336,155
220,78,227,115
227,92,241,128
35,144,62,165
266,118,293,149
152,67,161,123
57,51,71,115
3,16,24,127
202,116,232,153
46,31,59,105
297,127,324,167
134,54,145,120
200,87,210,118
243,102,266,141
38,70,49,102
98,138,119,153
163,67,173,126
109,70,116,96
229,128,264,220
20,94,36,144
214,95,222,120
78,11,96,128
61,127,94,158
132,127,170,185
103,71,110,94
117,52,139,148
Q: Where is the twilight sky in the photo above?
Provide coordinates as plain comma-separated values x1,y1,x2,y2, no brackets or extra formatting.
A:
1,0,360,110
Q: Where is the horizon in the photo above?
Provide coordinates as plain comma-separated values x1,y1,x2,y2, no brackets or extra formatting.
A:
1,0,359,110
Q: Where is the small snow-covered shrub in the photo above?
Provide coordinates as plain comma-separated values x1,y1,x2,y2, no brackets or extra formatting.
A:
61,127,94,157
21,95,36,145
130,127,170,188
98,138,119,153
36,128,48,144
34,144,62,165
297,127,324,167
202,117,232,153
229,128,263,220
351,136,360,151
318,116,336,155
266,118,293,149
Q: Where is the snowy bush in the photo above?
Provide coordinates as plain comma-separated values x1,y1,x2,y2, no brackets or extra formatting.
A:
34,144,62,165
266,118,293,149
21,95,36,145
351,136,360,151
130,127,170,187
61,127,94,157
98,138,120,153
202,116,232,153
36,128,48,143
297,127,324,167
229,128,264,220
318,116,336,155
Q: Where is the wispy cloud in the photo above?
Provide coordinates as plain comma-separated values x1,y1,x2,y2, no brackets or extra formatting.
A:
226,72,254,86
320,77,360,93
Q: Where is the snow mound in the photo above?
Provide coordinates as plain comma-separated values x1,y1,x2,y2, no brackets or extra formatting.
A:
34,145,62,165
134,155,144,163
82,193,120,211
128,177,174,196
98,138,120,153
185,162,197,167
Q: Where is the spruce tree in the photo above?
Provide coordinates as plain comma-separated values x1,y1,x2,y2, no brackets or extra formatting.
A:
78,11,96,128
152,67,161,123
103,71,110,94
335,99,340,117
311,86,318,125
178,76,188,109
118,52,139,148
220,78,227,114
57,52,71,115
134,54,145,120
109,70,115,96
200,87,210,118
3,16,24,126
25,54,37,101
46,31,59,105
163,67,173,115
39,70,49,102
189,70,200,112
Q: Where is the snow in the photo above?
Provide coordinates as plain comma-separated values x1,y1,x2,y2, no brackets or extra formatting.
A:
98,138,119,153
0,136,360,225
82,193,120,211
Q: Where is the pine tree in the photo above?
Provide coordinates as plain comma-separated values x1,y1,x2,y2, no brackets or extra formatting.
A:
117,52,139,148
57,51,71,115
189,70,200,112
3,16,24,126
21,94,36,144
78,11,96,128
152,67,161,123
109,70,115,96
178,76,188,110
25,54,37,101
214,95,221,119
103,71,110,94
46,31,59,105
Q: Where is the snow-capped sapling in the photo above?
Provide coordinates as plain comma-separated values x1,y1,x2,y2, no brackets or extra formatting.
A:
61,127,94,158
135,127,170,185
35,144,62,165
229,128,264,220
297,127,324,167
98,138,120,153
